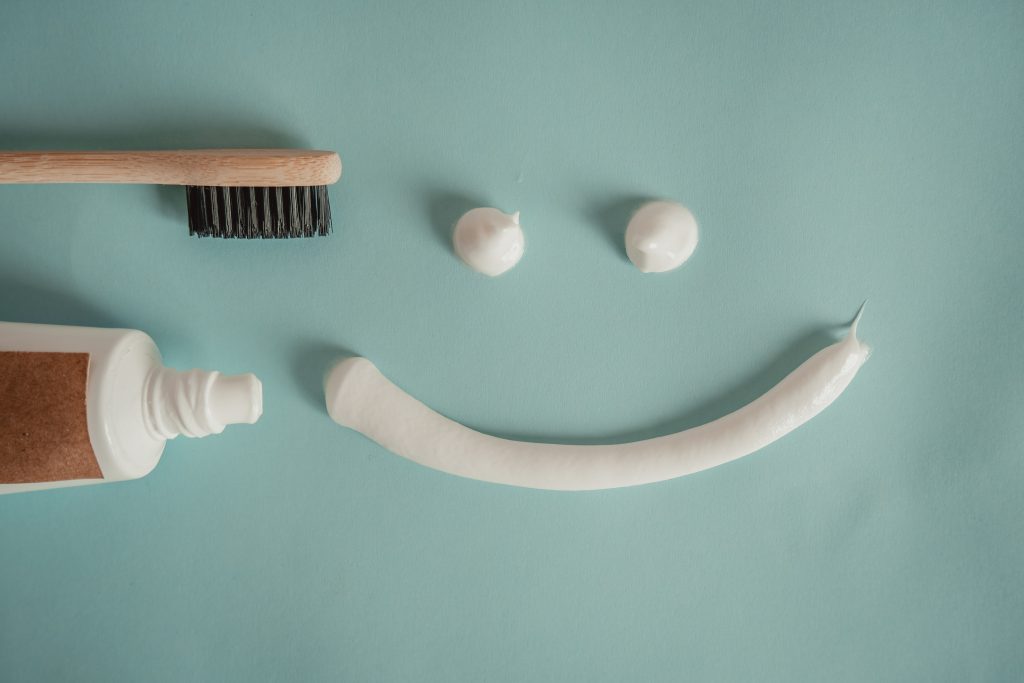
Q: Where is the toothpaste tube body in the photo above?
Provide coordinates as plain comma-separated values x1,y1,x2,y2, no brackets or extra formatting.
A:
0,322,262,495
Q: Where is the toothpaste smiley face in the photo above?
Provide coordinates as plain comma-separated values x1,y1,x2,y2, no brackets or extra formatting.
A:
324,306,871,491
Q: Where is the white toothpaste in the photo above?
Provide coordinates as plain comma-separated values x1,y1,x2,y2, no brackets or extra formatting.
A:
625,201,699,273
325,307,870,491
453,207,525,276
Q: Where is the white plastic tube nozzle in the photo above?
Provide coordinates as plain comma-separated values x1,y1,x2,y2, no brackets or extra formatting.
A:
146,368,263,439
208,373,264,428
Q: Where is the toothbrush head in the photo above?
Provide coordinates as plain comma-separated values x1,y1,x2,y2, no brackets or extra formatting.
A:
185,184,333,238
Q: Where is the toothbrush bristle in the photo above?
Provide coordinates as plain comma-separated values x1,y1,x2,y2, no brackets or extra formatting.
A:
185,185,332,238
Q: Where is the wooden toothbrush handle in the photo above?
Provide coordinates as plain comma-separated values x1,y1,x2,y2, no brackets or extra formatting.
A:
0,149,342,186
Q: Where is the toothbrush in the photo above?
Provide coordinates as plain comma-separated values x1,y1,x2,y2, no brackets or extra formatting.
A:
0,149,342,238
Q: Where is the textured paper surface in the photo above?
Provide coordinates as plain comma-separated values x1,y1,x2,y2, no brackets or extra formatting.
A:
1,1,1023,681
0,352,101,483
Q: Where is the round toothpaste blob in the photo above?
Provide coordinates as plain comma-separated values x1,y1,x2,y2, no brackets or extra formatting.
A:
453,207,525,276
625,200,699,273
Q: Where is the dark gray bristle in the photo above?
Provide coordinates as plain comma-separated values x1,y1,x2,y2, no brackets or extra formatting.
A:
185,185,332,238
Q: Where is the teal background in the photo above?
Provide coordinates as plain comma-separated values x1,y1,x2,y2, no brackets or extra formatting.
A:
1,0,1022,680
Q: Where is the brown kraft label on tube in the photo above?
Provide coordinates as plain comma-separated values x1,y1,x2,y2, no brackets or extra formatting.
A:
0,352,102,483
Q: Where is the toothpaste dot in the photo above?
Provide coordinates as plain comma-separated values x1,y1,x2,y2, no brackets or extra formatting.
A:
625,201,699,273
453,207,525,276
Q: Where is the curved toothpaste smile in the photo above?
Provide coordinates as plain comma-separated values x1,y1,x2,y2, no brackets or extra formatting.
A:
324,306,871,491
